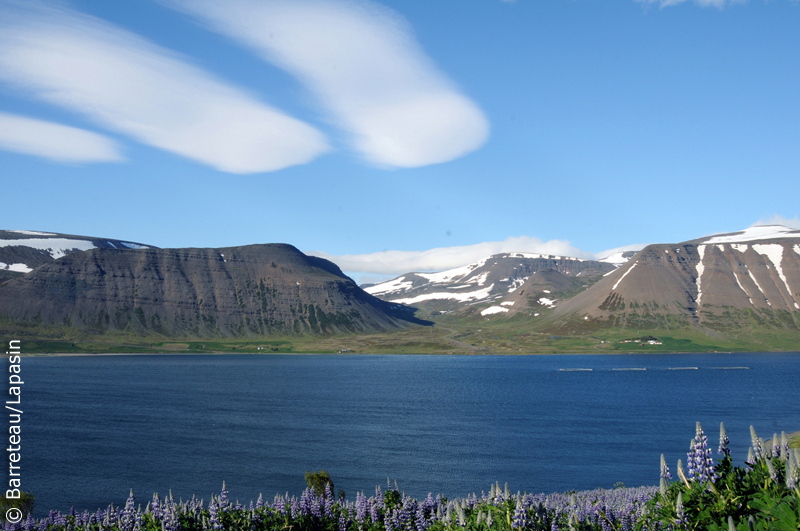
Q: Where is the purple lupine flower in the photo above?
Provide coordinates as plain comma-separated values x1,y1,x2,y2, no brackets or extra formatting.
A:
208,498,221,531
781,432,790,461
256,493,264,510
687,422,716,483
324,484,335,518
674,492,685,526
119,490,136,531
719,422,730,457
766,459,778,483
512,496,528,529
219,482,230,512
750,426,764,461
660,454,672,480
355,492,368,528
150,493,162,522
772,433,781,460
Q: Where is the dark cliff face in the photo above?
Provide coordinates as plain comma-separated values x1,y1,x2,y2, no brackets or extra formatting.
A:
0,244,424,337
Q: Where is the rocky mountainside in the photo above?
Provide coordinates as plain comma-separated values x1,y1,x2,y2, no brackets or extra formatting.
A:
0,230,153,281
0,244,424,337
364,252,615,314
548,225,800,332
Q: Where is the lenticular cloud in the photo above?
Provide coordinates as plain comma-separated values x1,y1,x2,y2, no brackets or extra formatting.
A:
167,0,490,168
0,112,123,163
0,3,329,173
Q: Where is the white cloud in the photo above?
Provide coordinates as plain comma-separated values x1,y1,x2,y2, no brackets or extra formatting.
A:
165,0,489,168
0,2,329,174
0,112,123,163
309,236,593,276
752,215,800,230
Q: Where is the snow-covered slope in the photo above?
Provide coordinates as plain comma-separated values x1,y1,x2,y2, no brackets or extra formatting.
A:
365,252,614,312
0,230,155,280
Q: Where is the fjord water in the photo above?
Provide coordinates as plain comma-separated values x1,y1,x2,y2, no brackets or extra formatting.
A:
22,353,800,515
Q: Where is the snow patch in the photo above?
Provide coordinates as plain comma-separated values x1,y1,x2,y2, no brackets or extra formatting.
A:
732,244,748,253
695,245,706,305
599,252,631,266
538,297,556,307
391,284,495,305
106,241,117,249
506,276,528,293
0,262,32,273
0,238,95,259
500,301,515,306
612,261,637,291
702,225,800,244
365,276,414,296
120,242,149,249
716,245,725,252
480,306,508,316
8,230,57,236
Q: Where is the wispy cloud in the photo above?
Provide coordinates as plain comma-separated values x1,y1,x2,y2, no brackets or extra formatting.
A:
309,236,609,276
165,0,490,168
752,215,800,230
0,2,329,173
635,0,744,8
0,112,123,163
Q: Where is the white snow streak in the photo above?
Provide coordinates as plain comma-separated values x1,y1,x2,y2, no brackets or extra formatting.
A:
500,301,515,306
753,244,794,306
480,306,508,316
8,230,56,236
538,297,556,307
612,261,637,291
747,270,769,306
120,242,149,249
695,245,706,305
733,272,752,305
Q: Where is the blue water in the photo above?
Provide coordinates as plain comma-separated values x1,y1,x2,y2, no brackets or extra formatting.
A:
15,353,800,516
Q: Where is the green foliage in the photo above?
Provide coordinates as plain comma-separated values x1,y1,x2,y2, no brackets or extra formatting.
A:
305,470,334,497
0,491,35,522
639,441,800,530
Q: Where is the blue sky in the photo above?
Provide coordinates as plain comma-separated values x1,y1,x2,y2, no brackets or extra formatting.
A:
1,0,799,282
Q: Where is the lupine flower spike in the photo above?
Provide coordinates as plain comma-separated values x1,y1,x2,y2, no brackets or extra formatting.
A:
675,492,685,526
750,426,763,461
687,422,716,483
786,453,799,491
660,454,672,479
746,447,756,468
719,422,730,457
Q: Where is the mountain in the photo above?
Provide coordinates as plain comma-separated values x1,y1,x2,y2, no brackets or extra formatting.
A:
548,225,800,332
0,230,153,281
0,243,424,337
364,252,615,315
